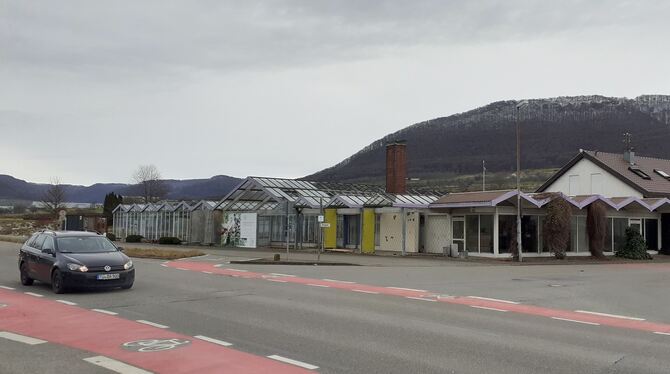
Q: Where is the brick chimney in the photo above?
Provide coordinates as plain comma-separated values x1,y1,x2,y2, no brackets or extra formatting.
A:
386,141,407,194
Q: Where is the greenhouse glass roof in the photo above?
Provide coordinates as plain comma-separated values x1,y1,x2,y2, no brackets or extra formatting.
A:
214,176,442,211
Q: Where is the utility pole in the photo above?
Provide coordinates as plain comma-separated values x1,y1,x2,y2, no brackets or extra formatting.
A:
516,100,528,262
482,160,486,191
285,200,290,261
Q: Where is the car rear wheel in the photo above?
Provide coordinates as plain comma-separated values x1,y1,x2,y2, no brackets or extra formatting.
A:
20,263,34,286
51,269,66,294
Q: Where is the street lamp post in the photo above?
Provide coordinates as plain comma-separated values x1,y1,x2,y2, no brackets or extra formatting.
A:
516,100,528,262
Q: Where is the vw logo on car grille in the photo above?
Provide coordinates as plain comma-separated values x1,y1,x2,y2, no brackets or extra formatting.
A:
104,265,111,272
122,338,191,352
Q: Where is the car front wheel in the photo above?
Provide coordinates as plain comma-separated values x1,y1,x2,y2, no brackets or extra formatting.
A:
20,263,34,286
51,269,66,294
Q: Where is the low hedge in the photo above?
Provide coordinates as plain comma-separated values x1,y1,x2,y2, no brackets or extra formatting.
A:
125,234,144,243
158,237,182,245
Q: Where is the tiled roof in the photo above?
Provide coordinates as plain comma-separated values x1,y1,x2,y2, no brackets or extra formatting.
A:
537,150,670,197
583,150,670,197
432,190,514,205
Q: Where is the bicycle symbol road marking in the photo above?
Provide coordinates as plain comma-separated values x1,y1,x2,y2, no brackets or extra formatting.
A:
122,338,191,352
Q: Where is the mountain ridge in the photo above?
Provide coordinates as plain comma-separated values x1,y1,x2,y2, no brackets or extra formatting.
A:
0,174,242,203
306,94,670,184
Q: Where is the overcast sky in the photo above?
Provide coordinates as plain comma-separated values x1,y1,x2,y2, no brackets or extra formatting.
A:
2,1,669,185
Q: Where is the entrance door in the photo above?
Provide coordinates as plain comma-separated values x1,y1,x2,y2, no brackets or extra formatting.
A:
452,217,465,252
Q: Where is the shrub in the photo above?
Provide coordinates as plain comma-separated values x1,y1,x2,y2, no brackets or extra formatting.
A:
126,234,144,243
586,201,607,258
106,232,117,241
543,195,572,259
158,236,182,245
616,228,652,260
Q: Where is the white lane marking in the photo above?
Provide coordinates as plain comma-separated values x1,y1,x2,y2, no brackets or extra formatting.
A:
24,292,43,297
268,279,288,283
56,300,77,306
0,331,47,345
467,296,519,304
575,310,645,321
83,356,152,374
0,286,16,290
267,355,319,370
194,335,233,347
654,332,670,336
214,264,224,268
160,264,168,267
470,305,509,312
551,317,600,326
176,268,188,271
226,268,248,272
92,309,118,316
271,273,296,277
136,320,169,329
406,297,436,302
321,279,355,284
202,271,213,274
352,289,379,294
181,254,208,260
307,284,330,288
388,287,428,292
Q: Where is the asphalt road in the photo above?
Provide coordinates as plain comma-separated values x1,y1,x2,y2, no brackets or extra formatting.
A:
1,240,670,373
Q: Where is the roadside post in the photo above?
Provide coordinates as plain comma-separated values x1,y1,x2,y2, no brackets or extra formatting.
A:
318,198,324,262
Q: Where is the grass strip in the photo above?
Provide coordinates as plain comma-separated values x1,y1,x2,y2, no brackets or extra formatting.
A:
122,247,206,260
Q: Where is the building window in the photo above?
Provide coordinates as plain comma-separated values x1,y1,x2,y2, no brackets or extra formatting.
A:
569,175,579,195
479,215,494,253
498,215,516,254
464,215,494,253
645,218,658,250
590,173,603,194
612,218,628,252
271,216,284,242
466,216,479,253
522,216,539,253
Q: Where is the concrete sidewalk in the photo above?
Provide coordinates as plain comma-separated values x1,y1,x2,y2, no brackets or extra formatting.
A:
120,242,489,267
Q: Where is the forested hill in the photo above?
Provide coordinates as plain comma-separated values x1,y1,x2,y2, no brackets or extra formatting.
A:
306,95,670,184
0,175,242,203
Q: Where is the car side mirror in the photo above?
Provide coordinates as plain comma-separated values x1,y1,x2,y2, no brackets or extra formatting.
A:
117,246,125,252
43,247,55,256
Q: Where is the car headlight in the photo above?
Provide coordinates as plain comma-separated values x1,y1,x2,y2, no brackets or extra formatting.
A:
124,260,133,270
67,263,88,272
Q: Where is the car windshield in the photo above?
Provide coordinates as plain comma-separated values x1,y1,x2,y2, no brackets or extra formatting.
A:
56,237,118,253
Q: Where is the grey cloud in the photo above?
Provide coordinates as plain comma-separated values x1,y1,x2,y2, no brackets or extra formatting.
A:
3,1,667,76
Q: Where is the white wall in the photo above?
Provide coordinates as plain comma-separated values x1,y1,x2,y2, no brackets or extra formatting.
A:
545,158,642,197
378,210,420,253
379,212,402,251
405,211,420,253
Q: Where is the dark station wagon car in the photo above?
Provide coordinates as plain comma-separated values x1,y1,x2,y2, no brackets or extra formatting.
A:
18,230,135,294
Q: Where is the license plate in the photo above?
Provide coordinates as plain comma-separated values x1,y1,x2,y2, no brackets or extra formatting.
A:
97,273,120,280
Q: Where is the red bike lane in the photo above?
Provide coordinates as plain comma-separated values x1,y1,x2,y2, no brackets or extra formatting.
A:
0,289,314,373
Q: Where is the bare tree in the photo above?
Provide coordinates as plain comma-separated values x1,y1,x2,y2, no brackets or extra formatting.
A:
132,165,168,203
41,177,67,217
